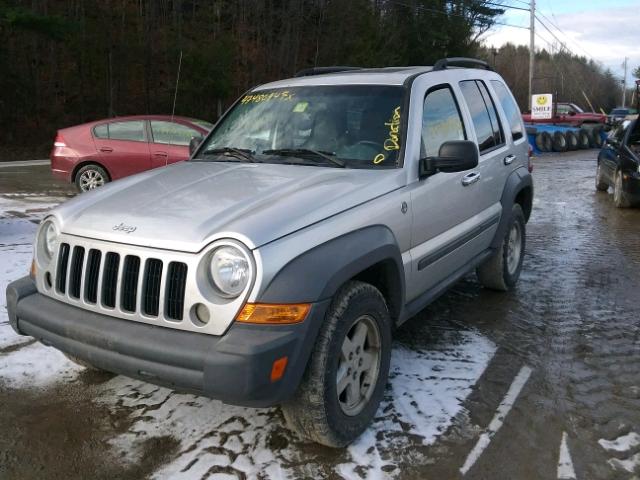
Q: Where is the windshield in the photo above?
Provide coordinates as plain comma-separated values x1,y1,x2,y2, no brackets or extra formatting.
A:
194,85,405,168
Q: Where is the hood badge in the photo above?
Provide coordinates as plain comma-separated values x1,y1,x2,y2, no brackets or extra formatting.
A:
113,223,137,234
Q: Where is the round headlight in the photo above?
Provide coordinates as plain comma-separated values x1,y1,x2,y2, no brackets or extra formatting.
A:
209,246,250,297
38,219,59,263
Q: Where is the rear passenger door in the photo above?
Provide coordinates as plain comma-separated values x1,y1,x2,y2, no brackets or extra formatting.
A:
458,80,509,211
93,120,151,180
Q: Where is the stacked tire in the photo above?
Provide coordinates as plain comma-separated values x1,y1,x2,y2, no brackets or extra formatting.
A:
551,131,568,152
535,131,552,152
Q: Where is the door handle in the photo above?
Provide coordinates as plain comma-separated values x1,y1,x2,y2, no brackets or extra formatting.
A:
504,154,516,165
461,172,481,186
99,147,113,153
153,151,168,157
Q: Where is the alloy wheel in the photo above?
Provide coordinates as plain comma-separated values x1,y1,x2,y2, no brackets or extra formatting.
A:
337,315,381,416
506,222,522,275
79,169,105,191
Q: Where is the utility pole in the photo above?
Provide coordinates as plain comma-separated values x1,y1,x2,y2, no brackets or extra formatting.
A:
528,0,535,111
621,57,628,107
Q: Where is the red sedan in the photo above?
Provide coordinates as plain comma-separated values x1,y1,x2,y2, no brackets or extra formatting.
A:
51,115,212,192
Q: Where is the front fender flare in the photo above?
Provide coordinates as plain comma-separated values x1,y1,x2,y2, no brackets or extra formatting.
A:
258,225,405,305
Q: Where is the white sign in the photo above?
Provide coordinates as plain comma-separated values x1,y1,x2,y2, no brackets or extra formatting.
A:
531,93,553,120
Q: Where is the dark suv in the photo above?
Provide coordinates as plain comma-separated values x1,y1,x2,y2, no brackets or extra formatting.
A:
596,118,640,207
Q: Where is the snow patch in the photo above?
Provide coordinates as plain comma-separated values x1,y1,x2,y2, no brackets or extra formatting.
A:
99,332,495,479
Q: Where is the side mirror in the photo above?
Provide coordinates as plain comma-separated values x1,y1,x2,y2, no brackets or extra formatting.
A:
189,136,202,156
568,111,577,116
419,140,479,177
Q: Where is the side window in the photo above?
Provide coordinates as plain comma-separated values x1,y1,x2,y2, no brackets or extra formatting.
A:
421,86,466,157
477,81,504,146
491,80,524,141
459,80,501,153
150,121,202,146
107,121,146,142
93,124,108,139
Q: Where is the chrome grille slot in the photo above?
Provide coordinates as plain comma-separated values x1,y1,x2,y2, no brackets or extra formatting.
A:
56,243,70,294
121,255,140,313
102,252,120,308
69,246,85,299
84,249,102,304
143,258,163,316
165,262,188,321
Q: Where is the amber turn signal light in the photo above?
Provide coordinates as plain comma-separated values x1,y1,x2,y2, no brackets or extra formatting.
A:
235,303,310,324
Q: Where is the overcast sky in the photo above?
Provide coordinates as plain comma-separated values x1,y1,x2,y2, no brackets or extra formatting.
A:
481,0,639,89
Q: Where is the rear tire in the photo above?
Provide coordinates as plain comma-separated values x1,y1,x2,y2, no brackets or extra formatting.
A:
595,162,608,192
282,281,392,447
75,164,110,192
477,204,526,291
613,170,631,208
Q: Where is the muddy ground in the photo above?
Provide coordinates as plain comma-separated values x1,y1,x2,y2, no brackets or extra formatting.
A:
0,151,639,479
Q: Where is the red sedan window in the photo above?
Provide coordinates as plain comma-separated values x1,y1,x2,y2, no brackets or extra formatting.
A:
150,121,201,146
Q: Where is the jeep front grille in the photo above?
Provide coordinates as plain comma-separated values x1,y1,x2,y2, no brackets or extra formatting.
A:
55,242,187,321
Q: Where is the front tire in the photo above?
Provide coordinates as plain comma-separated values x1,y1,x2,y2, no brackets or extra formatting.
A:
613,170,631,208
477,204,526,291
595,162,608,191
75,164,109,192
282,281,392,447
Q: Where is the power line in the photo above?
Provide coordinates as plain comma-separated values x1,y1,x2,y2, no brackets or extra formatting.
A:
535,9,597,63
484,1,530,12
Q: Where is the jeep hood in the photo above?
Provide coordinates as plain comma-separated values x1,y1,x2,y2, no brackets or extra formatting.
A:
53,161,404,252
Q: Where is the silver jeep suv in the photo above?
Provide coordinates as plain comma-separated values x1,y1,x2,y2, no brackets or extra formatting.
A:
7,58,533,447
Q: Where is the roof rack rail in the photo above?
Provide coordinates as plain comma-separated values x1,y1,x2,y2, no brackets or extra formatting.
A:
432,57,493,72
294,66,362,77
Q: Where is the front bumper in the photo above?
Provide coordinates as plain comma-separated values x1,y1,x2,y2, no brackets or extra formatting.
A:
7,276,328,407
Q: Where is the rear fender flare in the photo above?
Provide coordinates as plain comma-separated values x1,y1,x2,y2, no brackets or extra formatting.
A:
491,167,533,249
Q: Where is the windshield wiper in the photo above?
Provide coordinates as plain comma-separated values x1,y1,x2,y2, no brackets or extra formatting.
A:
200,147,258,163
262,148,345,168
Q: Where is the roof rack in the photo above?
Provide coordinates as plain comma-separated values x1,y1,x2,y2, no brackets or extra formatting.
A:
294,66,362,77
432,57,493,72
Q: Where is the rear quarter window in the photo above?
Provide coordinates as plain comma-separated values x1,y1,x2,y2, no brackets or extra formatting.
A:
491,80,525,141
93,124,108,139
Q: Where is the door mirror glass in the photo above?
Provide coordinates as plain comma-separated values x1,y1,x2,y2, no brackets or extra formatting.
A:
419,140,479,177
189,136,202,155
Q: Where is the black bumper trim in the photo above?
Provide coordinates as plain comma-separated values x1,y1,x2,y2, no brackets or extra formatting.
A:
7,277,329,407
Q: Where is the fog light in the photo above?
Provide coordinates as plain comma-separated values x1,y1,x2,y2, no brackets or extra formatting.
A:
192,303,210,326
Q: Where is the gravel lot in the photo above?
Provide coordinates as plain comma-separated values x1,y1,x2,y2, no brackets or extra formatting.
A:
1,151,639,479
